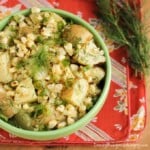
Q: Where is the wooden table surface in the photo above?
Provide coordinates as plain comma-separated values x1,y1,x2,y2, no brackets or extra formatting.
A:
0,1,150,150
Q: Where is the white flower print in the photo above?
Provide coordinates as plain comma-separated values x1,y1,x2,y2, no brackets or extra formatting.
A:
113,88,127,101
129,81,138,89
114,124,122,131
113,88,128,115
114,100,127,113
121,57,127,64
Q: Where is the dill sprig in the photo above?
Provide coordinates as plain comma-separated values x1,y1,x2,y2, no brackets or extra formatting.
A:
30,46,49,70
28,46,50,78
16,45,50,79
96,0,150,75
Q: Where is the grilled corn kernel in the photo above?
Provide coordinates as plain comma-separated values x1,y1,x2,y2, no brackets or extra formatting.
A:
79,104,86,113
48,120,57,129
57,121,66,129
21,37,27,44
67,117,75,125
17,51,24,58
9,67,16,73
56,105,65,113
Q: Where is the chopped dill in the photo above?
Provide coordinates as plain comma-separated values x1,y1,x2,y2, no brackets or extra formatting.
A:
16,59,28,69
32,104,46,118
62,58,70,67
30,46,49,69
64,78,74,88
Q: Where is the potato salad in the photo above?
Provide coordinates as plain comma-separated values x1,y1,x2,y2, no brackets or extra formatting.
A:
0,8,106,131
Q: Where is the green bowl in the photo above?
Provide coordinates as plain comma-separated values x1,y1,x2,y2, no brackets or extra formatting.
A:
0,8,111,140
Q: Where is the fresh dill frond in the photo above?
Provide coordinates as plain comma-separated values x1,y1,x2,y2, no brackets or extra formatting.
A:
96,0,150,75
32,104,46,118
16,45,50,73
62,58,70,67
25,45,50,78
31,46,49,69
96,0,129,46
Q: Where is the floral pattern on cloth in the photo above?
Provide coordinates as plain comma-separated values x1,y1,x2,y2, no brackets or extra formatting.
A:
0,0,146,145
113,88,128,115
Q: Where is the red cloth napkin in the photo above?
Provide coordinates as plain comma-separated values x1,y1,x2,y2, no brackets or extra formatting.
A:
0,0,146,145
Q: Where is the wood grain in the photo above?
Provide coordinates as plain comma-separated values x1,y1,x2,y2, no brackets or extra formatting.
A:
0,1,150,150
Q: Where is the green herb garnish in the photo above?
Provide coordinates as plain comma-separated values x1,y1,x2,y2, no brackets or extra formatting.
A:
64,78,74,87
86,103,93,112
57,21,65,31
42,16,49,24
0,43,8,49
54,99,67,106
31,47,49,68
39,89,49,97
96,0,150,75
82,65,91,71
16,59,28,69
33,104,46,118
28,46,49,77
36,35,45,43
62,58,70,67
33,80,45,89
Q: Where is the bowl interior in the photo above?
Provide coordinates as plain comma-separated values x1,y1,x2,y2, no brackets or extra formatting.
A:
0,8,111,140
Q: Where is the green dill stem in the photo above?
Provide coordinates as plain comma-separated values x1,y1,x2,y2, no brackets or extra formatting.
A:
97,0,150,75
113,21,130,46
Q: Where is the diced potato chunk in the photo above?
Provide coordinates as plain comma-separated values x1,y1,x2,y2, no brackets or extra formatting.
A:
74,41,105,66
84,67,105,83
14,110,33,130
0,52,12,83
63,24,93,43
61,79,88,106
0,87,18,118
14,78,37,104
64,43,73,56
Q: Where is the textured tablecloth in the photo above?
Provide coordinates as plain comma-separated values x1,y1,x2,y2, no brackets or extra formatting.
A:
0,0,146,146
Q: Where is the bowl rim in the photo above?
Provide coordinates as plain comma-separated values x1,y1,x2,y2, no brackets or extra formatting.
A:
0,8,111,140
